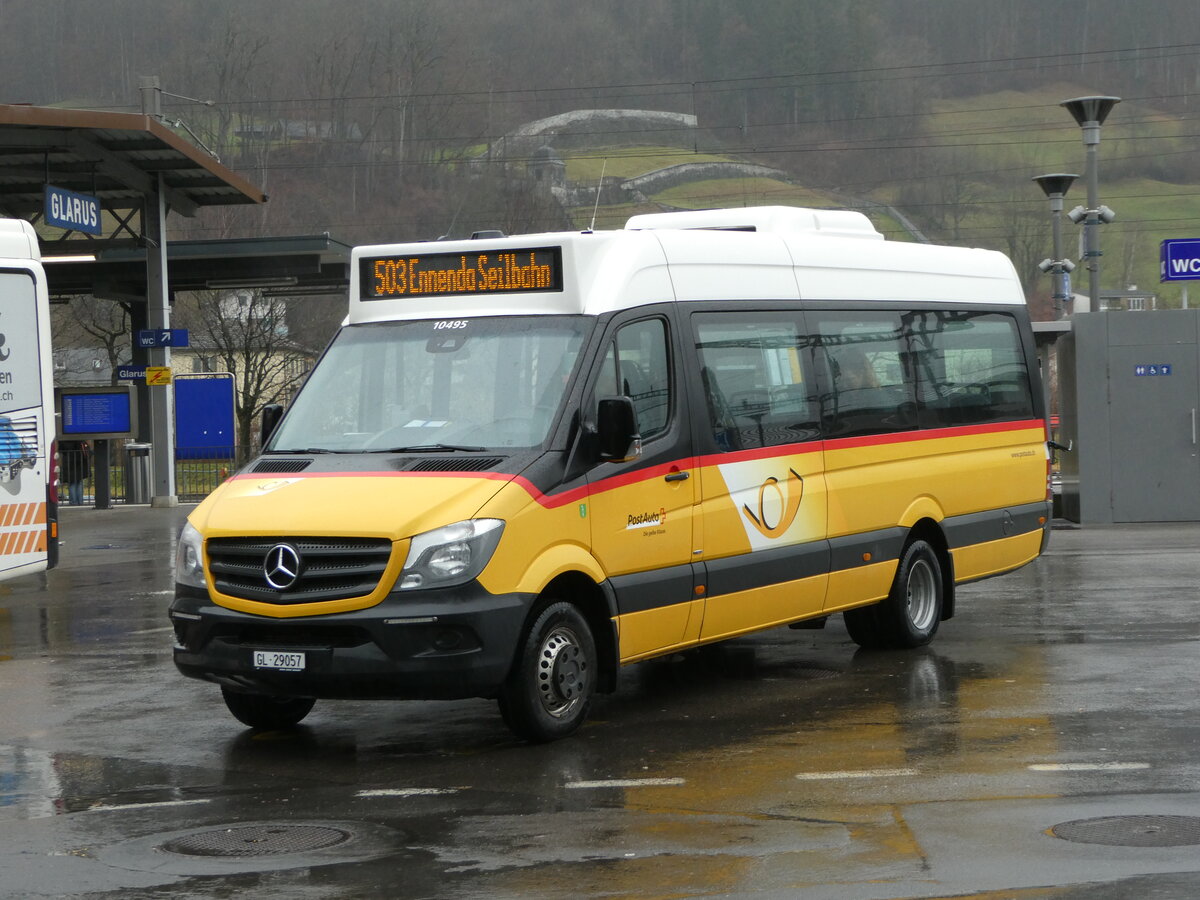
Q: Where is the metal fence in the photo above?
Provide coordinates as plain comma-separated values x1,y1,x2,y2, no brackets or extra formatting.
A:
58,444,256,506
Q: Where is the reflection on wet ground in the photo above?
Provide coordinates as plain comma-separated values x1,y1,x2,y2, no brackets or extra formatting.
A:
1,510,1199,898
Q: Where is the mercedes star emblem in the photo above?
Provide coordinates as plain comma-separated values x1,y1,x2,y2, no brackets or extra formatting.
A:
263,543,301,590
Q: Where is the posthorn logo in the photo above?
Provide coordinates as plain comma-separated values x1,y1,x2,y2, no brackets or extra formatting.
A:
741,468,804,539
263,543,302,590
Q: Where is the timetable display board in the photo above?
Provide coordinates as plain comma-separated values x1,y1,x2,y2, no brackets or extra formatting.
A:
360,246,563,299
57,386,136,440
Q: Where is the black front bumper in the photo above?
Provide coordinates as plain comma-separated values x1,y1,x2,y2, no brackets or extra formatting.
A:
170,582,532,700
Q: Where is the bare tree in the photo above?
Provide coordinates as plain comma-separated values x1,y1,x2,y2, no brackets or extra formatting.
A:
51,296,133,385
996,191,1053,302
174,290,317,453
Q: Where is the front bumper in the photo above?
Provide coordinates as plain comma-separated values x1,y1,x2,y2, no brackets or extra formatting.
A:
169,582,531,700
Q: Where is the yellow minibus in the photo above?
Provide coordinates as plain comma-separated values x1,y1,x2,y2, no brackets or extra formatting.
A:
171,206,1050,741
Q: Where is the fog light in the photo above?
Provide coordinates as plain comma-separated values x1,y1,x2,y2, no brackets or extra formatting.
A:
432,629,463,652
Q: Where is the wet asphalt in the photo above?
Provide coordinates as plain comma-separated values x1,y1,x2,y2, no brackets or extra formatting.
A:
0,504,1198,899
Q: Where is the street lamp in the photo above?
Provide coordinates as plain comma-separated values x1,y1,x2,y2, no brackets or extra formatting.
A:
1061,95,1120,312
1033,173,1079,319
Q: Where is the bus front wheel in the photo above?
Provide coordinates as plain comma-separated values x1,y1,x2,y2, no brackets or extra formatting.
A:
221,688,315,730
844,539,943,650
499,601,596,742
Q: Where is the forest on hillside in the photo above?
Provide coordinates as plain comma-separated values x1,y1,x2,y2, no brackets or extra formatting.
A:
5,0,1200,251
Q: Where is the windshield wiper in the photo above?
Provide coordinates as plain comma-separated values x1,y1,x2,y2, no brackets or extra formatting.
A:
377,443,489,453
269,447,352,454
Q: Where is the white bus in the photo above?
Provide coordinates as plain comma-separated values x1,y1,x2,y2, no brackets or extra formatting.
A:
0,219,58,580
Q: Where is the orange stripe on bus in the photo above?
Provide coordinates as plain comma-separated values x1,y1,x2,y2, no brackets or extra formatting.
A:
0,529,46,556
22,503,37,526
31,502,46,524
0,505,14,527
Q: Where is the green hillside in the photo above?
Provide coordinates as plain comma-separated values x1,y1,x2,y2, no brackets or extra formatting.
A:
553,85,1200,309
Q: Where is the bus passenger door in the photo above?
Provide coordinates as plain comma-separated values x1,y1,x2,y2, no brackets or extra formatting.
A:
584,314,699,662
688,310,830,641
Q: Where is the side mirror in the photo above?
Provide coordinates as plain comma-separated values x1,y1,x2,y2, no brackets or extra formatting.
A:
260,404,285,446
596,396,642,463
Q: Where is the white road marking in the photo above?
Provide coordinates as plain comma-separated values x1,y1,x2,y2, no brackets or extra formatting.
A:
88,799,211,812
1028,762,1151,772
356,788,457,798
565,778,686,789
794,768,918,781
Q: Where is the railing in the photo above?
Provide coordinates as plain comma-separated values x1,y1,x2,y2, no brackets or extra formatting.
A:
58,444,256,506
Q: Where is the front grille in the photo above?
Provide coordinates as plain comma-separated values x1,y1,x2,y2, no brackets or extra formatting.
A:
207,536,393,604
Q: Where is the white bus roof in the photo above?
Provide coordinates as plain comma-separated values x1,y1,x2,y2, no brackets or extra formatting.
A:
348,206,1025,323
0,219,41,261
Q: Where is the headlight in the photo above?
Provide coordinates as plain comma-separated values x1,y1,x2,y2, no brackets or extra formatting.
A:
175,521,207,588
398,519,504,591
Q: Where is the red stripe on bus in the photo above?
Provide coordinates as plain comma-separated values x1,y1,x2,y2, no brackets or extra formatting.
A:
229,418,1046,512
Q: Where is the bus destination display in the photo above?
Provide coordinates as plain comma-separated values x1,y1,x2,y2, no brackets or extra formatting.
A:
362,247,562,299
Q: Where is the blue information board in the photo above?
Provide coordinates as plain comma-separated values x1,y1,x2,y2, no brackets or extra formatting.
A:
1134,364,1173,376
174,373,234,459
59,388,134,438
45,185,102,236
1161,239,1200,282
136,329,189,349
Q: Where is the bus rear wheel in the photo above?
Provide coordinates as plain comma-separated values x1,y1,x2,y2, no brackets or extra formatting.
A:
844,539,943,650
499,601,595,742
221,688,315,730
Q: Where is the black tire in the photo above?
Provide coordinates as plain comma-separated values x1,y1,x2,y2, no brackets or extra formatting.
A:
499,601,596,742
842,601,883,648
844,539,944,650
221,688,315,730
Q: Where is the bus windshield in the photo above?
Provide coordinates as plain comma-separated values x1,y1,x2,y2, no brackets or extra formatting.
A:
268,316,591,452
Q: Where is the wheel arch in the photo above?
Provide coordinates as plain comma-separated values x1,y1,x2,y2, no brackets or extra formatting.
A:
516,570,619,694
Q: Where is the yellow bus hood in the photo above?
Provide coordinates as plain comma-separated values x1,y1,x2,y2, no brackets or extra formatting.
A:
190,470,515,541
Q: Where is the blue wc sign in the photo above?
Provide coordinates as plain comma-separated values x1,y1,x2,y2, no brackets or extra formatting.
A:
44,185,101,235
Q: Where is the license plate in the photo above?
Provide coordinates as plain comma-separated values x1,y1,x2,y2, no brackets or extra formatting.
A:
253,650,305,672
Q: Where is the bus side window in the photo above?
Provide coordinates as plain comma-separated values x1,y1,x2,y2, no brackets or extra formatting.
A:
592,319,671,440
693,312,819,450
814,312,917,438
908,311,1034,427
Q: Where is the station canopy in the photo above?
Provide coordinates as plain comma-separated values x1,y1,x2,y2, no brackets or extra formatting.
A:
0,103,350,297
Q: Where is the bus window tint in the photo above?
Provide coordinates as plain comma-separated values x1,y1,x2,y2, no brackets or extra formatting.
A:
693,313,819,451
908,311,1033,427
596,318,671,438
815,312,916,439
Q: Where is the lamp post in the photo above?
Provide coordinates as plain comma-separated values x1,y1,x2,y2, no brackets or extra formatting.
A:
1061,95,1120,312
1033,174,1079,319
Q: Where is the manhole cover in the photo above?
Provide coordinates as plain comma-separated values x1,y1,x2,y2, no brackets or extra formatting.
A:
161,824,352,857
1051,815,1200,847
